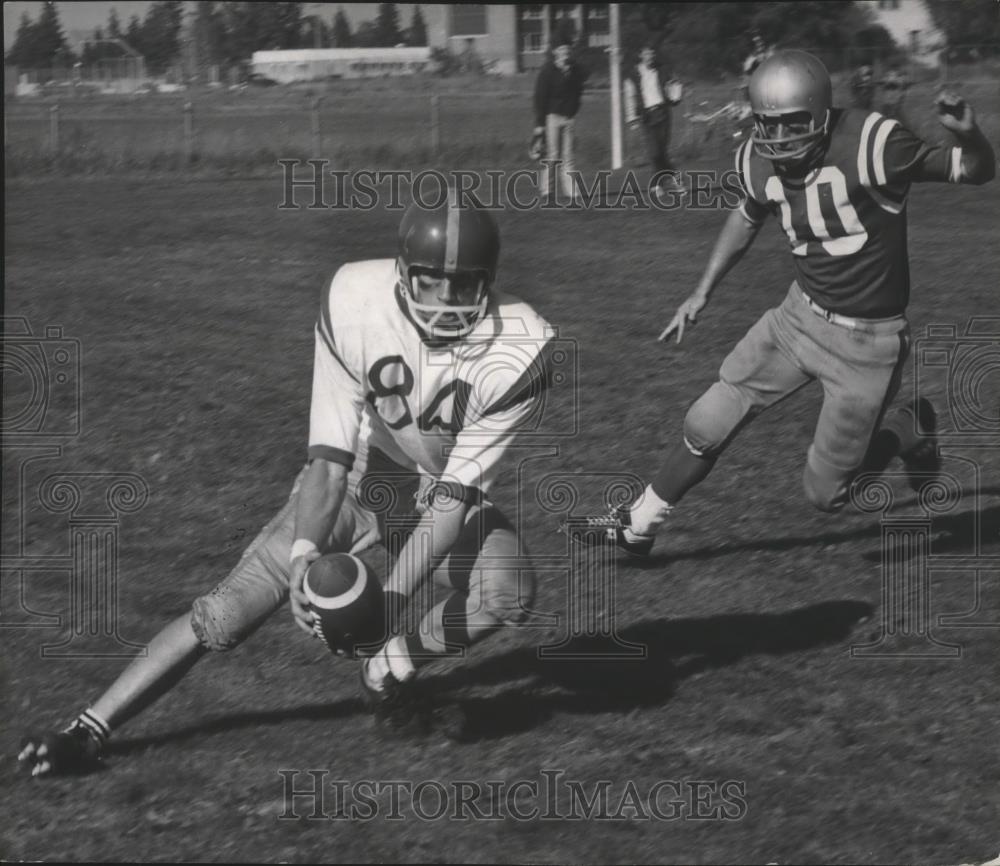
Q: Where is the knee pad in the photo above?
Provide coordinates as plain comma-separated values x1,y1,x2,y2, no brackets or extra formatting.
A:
190,468,315,651
683,381,752,457
478,557,536,626
190,531,290,652
191,592,246,652
461,515,536,626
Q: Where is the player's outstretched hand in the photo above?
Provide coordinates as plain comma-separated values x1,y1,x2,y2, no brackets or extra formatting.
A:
18,728,102,777
659,291,708,343
935,90,975,134
289,551,321,637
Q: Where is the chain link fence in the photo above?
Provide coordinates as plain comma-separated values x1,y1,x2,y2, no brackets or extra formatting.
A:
4,44,998,175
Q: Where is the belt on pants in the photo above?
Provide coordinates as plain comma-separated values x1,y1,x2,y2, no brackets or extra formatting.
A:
800,290,860,330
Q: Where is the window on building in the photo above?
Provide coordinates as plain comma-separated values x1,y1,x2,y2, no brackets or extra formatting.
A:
451,5,488,37
588,5,609,19
520,5,544,20
523,32,544,53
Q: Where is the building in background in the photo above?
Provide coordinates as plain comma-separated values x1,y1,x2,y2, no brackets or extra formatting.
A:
251,47,431,82
250,5,610,80
867,0,945,63
427,4,518,74
515,4,610,71
422,3,610,73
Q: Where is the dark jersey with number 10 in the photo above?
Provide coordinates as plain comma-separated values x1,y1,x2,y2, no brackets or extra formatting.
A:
736,107,962,318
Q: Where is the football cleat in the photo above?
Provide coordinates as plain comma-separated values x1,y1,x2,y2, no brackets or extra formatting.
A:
900,397,940,492
359,658,427,732
18,723,104,777
559,505,655,558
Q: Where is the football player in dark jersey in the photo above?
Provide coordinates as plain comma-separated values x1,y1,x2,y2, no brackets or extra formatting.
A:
578,49,994,556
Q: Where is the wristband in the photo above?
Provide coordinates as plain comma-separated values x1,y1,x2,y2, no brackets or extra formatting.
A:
290,538,319,565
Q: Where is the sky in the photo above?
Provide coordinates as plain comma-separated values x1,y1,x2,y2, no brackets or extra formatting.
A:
3,2,389,51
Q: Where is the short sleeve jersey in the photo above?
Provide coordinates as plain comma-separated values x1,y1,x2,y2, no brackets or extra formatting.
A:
308,259,557,504
735,108,963,317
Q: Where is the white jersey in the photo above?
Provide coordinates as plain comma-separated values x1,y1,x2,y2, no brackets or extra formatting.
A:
308,259,556,504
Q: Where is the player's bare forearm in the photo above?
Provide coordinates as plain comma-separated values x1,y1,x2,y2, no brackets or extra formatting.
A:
695,208,762,298
384,495,468,601
293,459,349,549
659,209,762,343
289,459,349,635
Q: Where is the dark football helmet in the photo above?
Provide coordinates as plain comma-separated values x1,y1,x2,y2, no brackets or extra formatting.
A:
396,192,500,339
749,49,832,165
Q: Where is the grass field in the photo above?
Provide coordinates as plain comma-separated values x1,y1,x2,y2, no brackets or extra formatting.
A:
3,167,1000,864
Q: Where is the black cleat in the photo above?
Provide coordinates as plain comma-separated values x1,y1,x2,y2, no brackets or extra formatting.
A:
558,505,655,558
900,398,940,491
18,724,104,777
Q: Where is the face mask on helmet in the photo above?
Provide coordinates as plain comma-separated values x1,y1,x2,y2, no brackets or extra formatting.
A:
398,262,490,339
752,108,830,165
747,50,832,168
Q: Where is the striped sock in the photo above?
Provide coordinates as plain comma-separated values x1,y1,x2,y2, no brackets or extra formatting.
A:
67,708,111,748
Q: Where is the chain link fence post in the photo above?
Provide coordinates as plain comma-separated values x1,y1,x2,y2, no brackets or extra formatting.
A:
49,103,59,155
183,101,194,166
430,93,440,158
311,95,323,159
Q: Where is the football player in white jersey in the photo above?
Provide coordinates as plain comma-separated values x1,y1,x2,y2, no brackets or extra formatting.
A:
18,193,555,775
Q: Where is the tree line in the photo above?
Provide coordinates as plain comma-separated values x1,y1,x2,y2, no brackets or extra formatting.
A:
5,3,429,73
6,1,996,76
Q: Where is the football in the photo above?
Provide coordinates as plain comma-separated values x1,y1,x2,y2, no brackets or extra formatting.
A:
303,553,386,659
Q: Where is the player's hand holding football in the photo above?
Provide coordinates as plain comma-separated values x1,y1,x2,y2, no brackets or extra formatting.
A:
289,547,321,637
659,290,709,344
935,90,975,134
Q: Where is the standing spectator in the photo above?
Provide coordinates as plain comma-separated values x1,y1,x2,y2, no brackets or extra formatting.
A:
879,61,911,123
739,33,775,124
624,41,686,198
850,64,876,111
533,38,587,203
742,33,774,92
461,37,483,74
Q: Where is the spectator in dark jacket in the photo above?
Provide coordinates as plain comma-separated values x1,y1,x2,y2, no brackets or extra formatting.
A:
879,62,910,124
850,64,876,111
624,42,686,198
533,39,587,202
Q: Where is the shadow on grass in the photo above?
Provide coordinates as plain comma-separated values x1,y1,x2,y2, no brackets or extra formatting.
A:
432,599,874,741
862,500,1000,562
74,498,1000,760
626,497,1000,570
109,697,361,757
107,600,871,754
